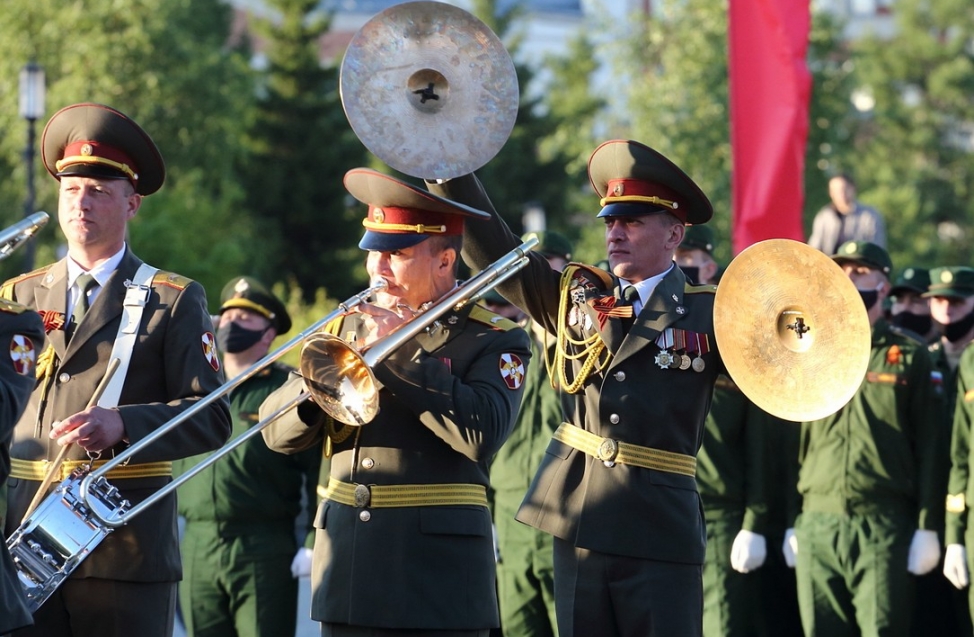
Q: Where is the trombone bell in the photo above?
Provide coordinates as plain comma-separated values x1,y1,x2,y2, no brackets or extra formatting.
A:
300,333,379,426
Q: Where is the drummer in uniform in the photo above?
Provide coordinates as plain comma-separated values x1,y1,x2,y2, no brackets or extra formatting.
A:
430,139,722,637
260,169,531,636
1,102,231,637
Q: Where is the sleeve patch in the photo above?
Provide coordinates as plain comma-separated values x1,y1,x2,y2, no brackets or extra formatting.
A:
499,353,525,390
10,334,36,376
202,332,220,372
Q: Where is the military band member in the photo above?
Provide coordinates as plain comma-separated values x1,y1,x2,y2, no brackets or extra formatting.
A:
429,139,722,637
0,306,45,634
786,241,944,637
260,169,531,636
1,103,231,637
176,277,321,637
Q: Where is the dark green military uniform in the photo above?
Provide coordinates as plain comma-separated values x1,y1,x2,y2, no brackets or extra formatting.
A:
260,169,532,635
795,318,943,637
947,346,974,618
431,140,722,637
697,376,767,637
491,321,561,637
176,362,321,637
0,304,45,634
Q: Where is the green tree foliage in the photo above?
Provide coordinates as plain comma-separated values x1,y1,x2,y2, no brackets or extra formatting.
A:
842,0,974,270
0,0,257,302
469,0,575,239
242,0,368,301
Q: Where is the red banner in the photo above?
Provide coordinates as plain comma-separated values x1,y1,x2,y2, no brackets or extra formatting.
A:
729,0,811,254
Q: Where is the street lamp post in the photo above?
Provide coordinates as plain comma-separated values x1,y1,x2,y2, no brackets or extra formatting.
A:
19,61,46,272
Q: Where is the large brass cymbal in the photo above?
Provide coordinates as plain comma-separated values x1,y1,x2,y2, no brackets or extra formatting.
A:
713,239,871,422
340,0,519,179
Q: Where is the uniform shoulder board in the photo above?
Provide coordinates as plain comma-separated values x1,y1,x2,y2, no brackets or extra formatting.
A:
151,271,194,291
469,305,519,331
0,264,54,301
889,324,924,345
0,298,29,315
684,282,718,295
561,262,613,292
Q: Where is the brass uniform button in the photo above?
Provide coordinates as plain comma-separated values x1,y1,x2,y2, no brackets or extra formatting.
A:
361,457,375,469
359,510,371,522
58,372,70,383
609,414,620,425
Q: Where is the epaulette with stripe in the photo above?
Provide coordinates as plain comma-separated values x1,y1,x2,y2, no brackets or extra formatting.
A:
0,264,53,301
562,262,614,293
684,282,717,294
889,324,925,346
468,305,519,331
151,271,193,291
0,298,28,315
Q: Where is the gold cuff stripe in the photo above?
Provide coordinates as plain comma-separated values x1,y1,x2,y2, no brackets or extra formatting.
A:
10,457,172,482
553,423,697,477
362,219,447,234
321,477,488,507
599,195,677,210
55,155,137,181
947,493,967,513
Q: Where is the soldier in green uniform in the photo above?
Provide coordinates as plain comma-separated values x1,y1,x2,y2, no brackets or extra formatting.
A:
430,140,723,637
1,103,231,637
484,231,573,637
888,267,937,344
786,241,944,637
260,169,531,637
176,277,322,637
677,226,769,637
0,305,45,634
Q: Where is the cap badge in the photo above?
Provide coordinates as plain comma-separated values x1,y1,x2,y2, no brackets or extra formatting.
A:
904,268,915,279
612,183,624,196
373,208,385,224
81,143,93,156
942,271,954,283
234,278,249,293
844,243,857,254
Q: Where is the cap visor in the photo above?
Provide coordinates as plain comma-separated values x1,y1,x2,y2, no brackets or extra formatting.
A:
358,231,430,251
597,202,670,218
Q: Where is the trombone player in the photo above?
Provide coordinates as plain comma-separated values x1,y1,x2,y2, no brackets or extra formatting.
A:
260,168,532,637
1,103,231,637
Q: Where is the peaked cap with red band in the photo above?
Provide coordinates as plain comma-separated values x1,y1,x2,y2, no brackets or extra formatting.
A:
344,168,490,251
42,102,165,195
587,139,713,225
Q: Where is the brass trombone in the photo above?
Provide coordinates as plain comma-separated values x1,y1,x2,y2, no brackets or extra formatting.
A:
0,212,49,260
75,235,535,528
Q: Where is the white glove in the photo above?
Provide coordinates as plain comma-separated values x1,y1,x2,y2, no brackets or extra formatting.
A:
730,529,767,573
907,529,941,575
944,544,969,589
782,528,798,568
290,547,313,578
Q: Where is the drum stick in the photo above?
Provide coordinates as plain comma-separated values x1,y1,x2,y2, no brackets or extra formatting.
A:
22,358,122,520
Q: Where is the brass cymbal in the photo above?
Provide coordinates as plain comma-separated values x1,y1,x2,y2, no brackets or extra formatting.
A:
713,239,871,422
340,0,519,179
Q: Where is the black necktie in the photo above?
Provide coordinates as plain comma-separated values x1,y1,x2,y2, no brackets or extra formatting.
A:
622,285,639,332
69,273,97,340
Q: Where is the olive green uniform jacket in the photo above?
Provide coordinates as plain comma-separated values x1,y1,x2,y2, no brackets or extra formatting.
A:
1,249,231,583
945,345,974,546
261,304,530,630
0,306,45,633
175,362,320,541
797,320,943,530
430,175,722,566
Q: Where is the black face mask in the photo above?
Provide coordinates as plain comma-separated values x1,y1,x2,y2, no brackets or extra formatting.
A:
942,310,974,343
680,266,700,285
858,288,880,312
891,311,932,337
217,322,267,354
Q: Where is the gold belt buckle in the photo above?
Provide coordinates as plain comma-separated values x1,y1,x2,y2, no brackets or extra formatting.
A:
353,484,371,508
597,438,619,467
